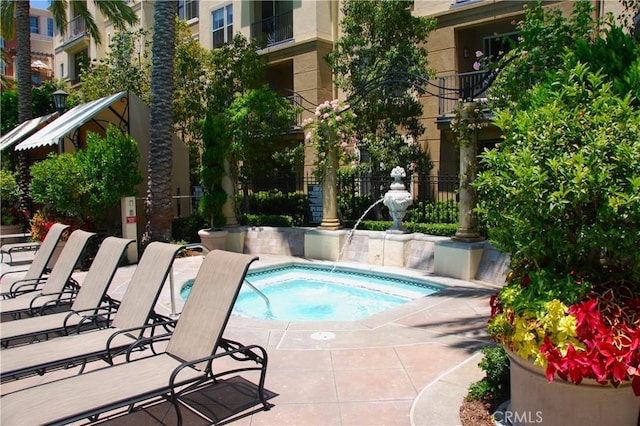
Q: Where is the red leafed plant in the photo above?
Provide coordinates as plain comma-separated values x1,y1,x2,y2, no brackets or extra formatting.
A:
30,210,96,242
540,285,640,395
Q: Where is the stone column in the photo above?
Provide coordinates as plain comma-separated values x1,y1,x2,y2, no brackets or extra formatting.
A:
319,147,341,230
454,103,483,242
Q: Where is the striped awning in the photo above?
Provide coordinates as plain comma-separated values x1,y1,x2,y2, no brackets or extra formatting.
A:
0,112,58,152
14,91,127,151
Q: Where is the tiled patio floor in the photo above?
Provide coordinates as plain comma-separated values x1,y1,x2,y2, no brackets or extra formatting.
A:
0,254,498,425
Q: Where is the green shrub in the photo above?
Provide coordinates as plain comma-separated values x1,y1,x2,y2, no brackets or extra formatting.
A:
408,222,458,236
237,190,307,225
341,220,458,237
241,214,294,227
467,345,510,403
199,113,229,229
29,125,141,225
338,193,381,221
172,215,207,243
405,200,458,224
476,59,640,281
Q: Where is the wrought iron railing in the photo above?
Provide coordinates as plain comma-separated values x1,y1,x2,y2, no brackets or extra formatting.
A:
239,173,459,204
250,11,294,49
63,16,88,44
437,70,491,116
285,93,303,126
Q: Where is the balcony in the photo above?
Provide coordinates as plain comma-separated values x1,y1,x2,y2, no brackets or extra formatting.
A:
59,15,90,53
251,11,293,49
436,70,493,118
285,93,302,127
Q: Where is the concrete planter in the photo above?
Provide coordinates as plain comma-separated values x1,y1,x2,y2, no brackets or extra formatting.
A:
507,349,640,426
198,228,228,252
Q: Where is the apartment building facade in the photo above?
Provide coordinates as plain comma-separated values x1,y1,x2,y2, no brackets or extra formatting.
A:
2,6,54,86
48,0,627,192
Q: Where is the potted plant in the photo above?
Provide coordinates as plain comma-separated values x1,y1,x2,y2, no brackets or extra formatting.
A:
0,168,28,237
475,52,640,424
197,112,229,250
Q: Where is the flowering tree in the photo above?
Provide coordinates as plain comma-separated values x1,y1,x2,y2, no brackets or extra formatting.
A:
302,99,357,229
302,99,358,182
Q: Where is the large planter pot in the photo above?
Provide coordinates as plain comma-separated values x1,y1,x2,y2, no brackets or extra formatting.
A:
507,349,640,426
198,228,228,252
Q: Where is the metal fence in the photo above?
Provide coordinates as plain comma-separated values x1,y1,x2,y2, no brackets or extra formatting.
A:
167,173,459,221
241,173,459,204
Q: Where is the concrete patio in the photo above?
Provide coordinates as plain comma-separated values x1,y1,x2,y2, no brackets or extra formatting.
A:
0,253,499,425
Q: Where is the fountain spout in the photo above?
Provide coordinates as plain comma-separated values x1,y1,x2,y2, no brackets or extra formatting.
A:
383,166,413,234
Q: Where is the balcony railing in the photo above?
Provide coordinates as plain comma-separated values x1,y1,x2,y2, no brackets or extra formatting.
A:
251,11,293,49
437,70,493,116
63,15,88,44
285,93,302,127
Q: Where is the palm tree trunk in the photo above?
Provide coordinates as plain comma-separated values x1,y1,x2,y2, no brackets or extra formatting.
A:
15,1,31,123
15,1,32,214
142,1,177,246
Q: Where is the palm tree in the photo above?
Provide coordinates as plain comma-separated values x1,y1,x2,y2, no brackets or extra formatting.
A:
141,1,176,245
1,0,137,123
1,0,137,211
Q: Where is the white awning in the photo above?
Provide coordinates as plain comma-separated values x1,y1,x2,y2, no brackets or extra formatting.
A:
15,91,128,151
31,60,52,71
0,112,58,152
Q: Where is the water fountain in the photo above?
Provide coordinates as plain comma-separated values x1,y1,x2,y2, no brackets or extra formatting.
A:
383,166,413,234
332,166,413,270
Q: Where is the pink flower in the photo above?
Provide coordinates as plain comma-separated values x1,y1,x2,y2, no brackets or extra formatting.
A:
322,113,330,119
473,61,482,71
336,116,342,122
475,50,484,58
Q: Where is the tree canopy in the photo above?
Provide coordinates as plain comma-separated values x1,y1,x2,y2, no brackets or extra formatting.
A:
326,0,435,177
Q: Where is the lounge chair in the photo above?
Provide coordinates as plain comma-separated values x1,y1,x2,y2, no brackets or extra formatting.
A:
0,241,183,381
0,249,268,426
0,223,70,293
0,237,134,347
0,229,96,319
0,239,41,265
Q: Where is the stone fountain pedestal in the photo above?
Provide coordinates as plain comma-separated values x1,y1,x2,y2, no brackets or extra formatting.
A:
383,166,413,234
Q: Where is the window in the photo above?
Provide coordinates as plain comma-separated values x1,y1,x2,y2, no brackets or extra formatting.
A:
212,5,232,48
483,32,518,62
178,0,198,21
47,18,54,37
30,16,39,34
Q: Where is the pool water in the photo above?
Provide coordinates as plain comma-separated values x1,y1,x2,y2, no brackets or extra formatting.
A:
181,264,441,322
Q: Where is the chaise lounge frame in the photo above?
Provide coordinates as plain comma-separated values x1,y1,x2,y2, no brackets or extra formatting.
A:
1,250,270,426
0,236,134,347
0,241,183,382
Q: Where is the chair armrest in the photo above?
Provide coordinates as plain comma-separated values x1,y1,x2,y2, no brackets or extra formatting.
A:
27,289,76,316
169,343,268,388
0,267,30,280
104,318,179,363
35,289,80,314
6,277,47,297
62,304,119,333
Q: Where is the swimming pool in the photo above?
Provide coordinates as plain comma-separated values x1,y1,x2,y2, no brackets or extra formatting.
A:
180,264,442,322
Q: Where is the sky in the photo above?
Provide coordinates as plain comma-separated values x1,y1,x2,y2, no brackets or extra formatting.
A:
30,0,51,11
